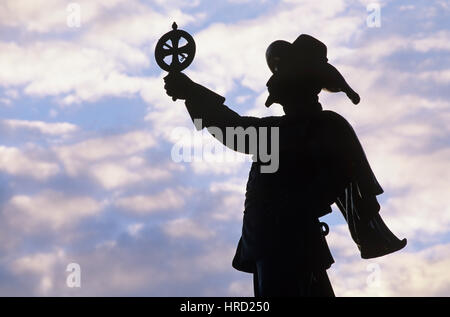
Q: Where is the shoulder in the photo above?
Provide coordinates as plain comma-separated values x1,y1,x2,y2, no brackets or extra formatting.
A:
314,110,351,128
311,110,355,136
308,110,357,149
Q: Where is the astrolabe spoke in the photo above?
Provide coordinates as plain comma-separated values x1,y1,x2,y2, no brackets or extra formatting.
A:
162,48,174,57
163,41,172,50
171,53,181,67
169,33,180,50
178,41,194,55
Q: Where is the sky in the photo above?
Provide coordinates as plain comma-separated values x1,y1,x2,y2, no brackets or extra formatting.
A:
0,0,449,296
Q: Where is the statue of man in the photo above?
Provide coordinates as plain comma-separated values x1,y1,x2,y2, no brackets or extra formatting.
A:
163,34,406,297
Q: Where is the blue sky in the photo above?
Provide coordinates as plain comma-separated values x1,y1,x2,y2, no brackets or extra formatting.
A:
0,0,449,296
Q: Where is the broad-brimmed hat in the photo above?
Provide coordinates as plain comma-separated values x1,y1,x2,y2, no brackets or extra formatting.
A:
266,34,360,105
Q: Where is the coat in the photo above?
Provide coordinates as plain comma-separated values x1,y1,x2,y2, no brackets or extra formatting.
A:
183,83,407,274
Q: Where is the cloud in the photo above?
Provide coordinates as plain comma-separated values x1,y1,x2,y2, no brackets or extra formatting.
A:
52,130,186,189
3,190,102,232
0,41,145,103
1,235,241,296
0,0,71,33
55,130,155,174
9,248,67,295
208,178,246,221
0,145,59,180
328,238,450,296
163,218,216,240
0,0,196,105
417,69,450,84
126,223,145,237
190,244,237,275
326,223,450,296
1,119,78,135
115,187,189,214
88,159,175,189
347,31,450,66
345,105,450,240
57,131,155,162
227,279,253,296
210,178,246,194
0,0,129,33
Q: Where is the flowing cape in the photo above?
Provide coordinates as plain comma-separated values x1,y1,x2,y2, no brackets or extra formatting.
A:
320,111,407,259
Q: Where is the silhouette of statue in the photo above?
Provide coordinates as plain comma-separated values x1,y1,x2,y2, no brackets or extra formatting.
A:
159,28,407,297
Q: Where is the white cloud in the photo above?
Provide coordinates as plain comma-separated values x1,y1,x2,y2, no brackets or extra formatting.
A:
193,245,236,273
0,1,196,105
153,0,201,10
115,188,189,214
0,0,128,33
208,178,246,221
417,69,450,84
227,279,253,296
53,131,184,189
89,159,173,189
10,248,67,295
326,223,450,296
12,249,65,275
338,31,450,68
354,125,450,240
126,223,144,237
0,41,125,97
327,224,360,258
0,0,69,33
1,119,78,135
328,241,450,296
163,218,215,240
210,178,246,194
0,145,59,180
3,190,102,232
55,131,155,175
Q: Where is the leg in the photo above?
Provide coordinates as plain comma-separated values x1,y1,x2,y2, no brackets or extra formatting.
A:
310,270,335,297
254,257,335,297
254,257,307,297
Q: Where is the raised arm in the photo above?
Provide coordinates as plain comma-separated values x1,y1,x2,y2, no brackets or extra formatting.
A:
164,73,276,156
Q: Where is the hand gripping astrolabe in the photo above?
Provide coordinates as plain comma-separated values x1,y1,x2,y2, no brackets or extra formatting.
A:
155,22,196,101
